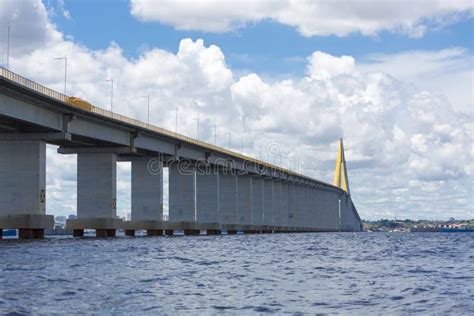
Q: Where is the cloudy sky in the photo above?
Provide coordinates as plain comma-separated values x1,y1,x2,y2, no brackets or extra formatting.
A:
1,0,472,220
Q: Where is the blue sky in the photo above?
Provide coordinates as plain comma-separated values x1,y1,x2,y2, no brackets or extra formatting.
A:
49,0,473,77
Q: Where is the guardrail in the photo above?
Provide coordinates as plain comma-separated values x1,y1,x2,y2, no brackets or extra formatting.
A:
0,67,66,103
0,66,336,187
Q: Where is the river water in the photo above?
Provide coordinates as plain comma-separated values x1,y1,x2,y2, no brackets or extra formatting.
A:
1,232,473,315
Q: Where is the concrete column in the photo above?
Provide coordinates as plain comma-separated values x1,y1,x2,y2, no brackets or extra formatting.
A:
263,179,273,228
77,153,117,219
196,166,219,229
292,184,299,229
304,186,310,229
296,184,304,229
0,140,53,238
66,152,121,235
281,182,289,228
287,183,295,229
218,172,237,225
341,193,350,231
320,189,328,230
301,185,307,229
338,194,347,231
237,175,252,226
251,176,264,227
306,187,312,229
324,190,339,231
300,185,306,229
273,181,282,229
311,188,318,229
333,191,342,231
131,157,163,221
314,188,323,230
169,162,195,223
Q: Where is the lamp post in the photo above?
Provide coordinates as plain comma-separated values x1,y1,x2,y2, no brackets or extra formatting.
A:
175,107,178,135
103,77,114,112
54,55,67,95
213,123,217,146
6,23,10,70
225,132,232,150
194,117,200,140
141,95,150,124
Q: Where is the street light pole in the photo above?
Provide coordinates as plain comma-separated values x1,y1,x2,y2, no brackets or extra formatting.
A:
54,55,67,95
141,95,150,124
225,132,231,150
213,123,217,146
104,77,113,112
175,107,178,135
6,23,10,70
194,117,200,140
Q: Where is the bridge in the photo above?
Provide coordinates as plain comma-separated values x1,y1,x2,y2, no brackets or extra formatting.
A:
0,67,362,239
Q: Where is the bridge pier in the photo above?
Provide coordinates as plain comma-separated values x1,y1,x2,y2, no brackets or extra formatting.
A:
0,140,54,239
196,167,219,232
281,182,289,228
219,172,237,225
251,176,264,227
237,175,252,227
273,181,282,230
120,156,164,235
65,152,121,236
169,162,196,228
263,178,274,227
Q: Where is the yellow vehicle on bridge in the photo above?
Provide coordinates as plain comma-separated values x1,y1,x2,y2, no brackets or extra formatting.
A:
65,96,93,111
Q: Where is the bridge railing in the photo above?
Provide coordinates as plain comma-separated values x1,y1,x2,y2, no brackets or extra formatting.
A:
0,67,66,103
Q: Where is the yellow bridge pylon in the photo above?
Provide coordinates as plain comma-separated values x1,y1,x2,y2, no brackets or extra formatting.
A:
333,138,350,194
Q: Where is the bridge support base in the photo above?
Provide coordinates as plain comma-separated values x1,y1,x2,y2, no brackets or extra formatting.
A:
66,218,121,238
0,214,54,239
184,229,200,236
147,229,163,237
73,229,84,237
96,229,115,237
18,228,44,239
206,229,221,235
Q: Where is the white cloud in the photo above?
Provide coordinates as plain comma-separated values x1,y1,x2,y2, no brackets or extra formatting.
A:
3,0,473,220
0,0,61,58
307,51,355,80
358,48,474,112
130,0,473,37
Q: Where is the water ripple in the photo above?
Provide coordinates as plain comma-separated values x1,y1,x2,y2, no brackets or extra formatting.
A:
0,232,472,314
